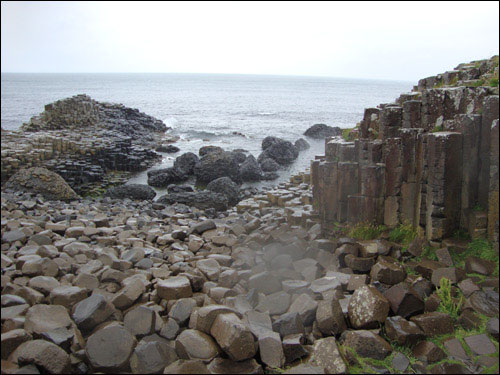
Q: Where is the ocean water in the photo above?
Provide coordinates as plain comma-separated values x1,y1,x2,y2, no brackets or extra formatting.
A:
1,73,413,190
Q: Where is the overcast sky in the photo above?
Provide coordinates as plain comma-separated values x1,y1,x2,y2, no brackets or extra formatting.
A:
1,1,499,81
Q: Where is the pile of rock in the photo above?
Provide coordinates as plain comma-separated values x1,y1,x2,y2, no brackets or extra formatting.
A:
2,166,497,374
1,95,172,195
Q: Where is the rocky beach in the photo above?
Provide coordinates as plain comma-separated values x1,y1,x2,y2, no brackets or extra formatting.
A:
1,56,499,374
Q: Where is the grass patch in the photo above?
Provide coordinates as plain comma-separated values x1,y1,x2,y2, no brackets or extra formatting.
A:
469,79,485,87
342,127,356,142
389,223,417,245
436,277,463,320
347,222,387,241
490,77,499,87
449,237,499,275
421,245,438,261
431,125,443,133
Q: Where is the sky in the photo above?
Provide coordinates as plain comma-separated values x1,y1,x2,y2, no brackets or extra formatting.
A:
1,1,499,81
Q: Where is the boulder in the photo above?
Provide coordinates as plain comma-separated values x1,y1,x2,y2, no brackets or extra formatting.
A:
210,312,256,361
147,167,188,187
9,339,71,374
303,124,342,139
206,177,240,206
410,312,454,336
385,316,425,346
72,294,115,332
130,340,178,374
4,167,79,201
157,191,228,211
259,157,280,172
294,138,310,151
157,276,193,300
174,152,199,174
156,144,180,153
86,323,137,372
383,282,424,318
348,285,390,329
258,139,298,165
341,330,392,360
175,329,221,361
199,146,224,157
104,184,156,200
167,184,194,193
24,304,72,335
239,155,262,182
262,136,281,150
306,336,347,373
316,298,347,336
194,151,241,184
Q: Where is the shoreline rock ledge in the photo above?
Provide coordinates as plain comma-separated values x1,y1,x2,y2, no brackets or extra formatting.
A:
1,94,170,195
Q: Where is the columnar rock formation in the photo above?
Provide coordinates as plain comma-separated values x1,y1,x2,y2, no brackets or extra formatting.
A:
1,95,170,195
312,56,499,246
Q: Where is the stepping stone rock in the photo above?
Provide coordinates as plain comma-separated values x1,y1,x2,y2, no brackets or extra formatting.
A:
157,276,193,300
9,339,71,374
124,305,156,337
175,329,221,361
385,316,425,346
210,312,256,361
457,278,480,298
463,334,496,355
341,330,392,360
316,298,347,336
112,278,147,309
207,357,263,374
392,352,410,372
72,294,115,331
1,329,32,360
272,312,305,338
282,334,308,364
431,267,465,286
24,304,72,335
130,340,178,374
412,341,446,363
306,336,346,373
370,257,406,285
410,312,454,336
443,338,468,360
86,323,137,372
169,298,197,326
258,330,285,369
465,256,496,275
383,282,424,318
486,317,499,340
348,285,390,329
27,276,60,295
195,305,238,334
344,254,376,273
469,290,499,317
49,285,87,309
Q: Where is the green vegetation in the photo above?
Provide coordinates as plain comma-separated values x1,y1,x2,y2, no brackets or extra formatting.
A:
449,237,499,275
431,125,443,133
469,79,485,87
449,76,459,86
421,245,438,261
347,222,387,240
389,223,417,245
434,79,445,88
472,204,484,212
489,77,499,87
452,228,471,240
436,277,463,320
342,127,356,142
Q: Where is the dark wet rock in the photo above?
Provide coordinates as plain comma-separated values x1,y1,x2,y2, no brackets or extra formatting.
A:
370,257,406,285
104,184,156,200
194,151,241,184
9,339,71,374
303,123,342,139
385,316,425,346
231,151,247,164
316,298,347,336
157,191,228,211
86,323,137,372
294,138,310,151
383,282,424,318
282,334,308,364
261,136,281,150
427,362,471,374
72,294,115,332
458,309,483,330
260,172,280,180
199,146,224,157
341,330,392,360
468,290,499,317
258,138,298,165
174,152,199,174
240,155,262,182
412,341,446,363
259,157,280,172
410,312,454,336
392,352,410,373
443,338,469,360
156,144,180,153
147,167,188,187
463,334,496,355
167,184,194,193
206,177,240,206
130,340,178,374
4,167,79,201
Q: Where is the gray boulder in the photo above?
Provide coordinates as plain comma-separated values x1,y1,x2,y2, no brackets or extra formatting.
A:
147,167,188,188
199,146,224,157
206,177,240,206
262,136,281,150
4,167,79,201
304,124,342,139
295,138,310,151
174,152,199,175
156,144,180,153
239,155,262,182
259,157,280,172
167,184,194,194
157,191,228,211
194,151,241,185
231,151,247,164
258,138,298,165
104,184,156,200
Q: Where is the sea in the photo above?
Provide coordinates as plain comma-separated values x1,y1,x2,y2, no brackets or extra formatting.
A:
1,73,413,190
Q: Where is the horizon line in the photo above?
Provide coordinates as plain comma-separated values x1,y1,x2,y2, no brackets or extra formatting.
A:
0,71,415,83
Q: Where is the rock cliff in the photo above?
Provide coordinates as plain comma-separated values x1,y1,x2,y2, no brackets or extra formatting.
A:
311,56,499,248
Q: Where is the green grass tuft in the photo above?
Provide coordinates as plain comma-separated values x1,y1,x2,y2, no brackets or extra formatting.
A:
436,277,463,320
431,125,443,133
347,222,387,241
389,223,417,245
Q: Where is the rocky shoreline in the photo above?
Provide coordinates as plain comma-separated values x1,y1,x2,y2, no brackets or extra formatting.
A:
1,56,499,374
